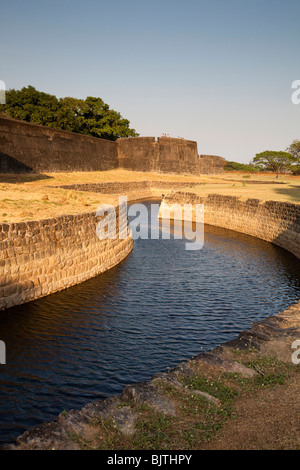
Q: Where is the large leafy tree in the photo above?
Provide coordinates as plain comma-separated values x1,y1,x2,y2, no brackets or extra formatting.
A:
1,85,60,127
286,140,300,175
287,139,300,158
224,161,256,172
253,150,298,175
0,86,138,140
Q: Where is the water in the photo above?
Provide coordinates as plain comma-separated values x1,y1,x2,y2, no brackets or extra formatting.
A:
0,200,300,445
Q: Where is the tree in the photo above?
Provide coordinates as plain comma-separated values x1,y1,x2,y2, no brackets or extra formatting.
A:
287,139,300,158
253,150,298,175
0,85,60,127
0,86,138,141
224,161,256,172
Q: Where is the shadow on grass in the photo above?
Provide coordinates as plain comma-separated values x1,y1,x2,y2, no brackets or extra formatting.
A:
273,186,300,203
0,173,52,184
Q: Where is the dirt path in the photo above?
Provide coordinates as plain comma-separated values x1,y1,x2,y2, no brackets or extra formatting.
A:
203,374,300,450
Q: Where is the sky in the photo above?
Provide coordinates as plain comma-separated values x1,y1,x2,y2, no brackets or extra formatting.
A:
0,0,299,163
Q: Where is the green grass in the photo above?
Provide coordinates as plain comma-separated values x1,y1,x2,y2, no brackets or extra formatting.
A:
61,351,300,450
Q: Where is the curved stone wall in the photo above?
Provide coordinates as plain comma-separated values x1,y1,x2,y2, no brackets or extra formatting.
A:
2,190,300,449
2,190,300,311
0,205,133,310
159,192,300,260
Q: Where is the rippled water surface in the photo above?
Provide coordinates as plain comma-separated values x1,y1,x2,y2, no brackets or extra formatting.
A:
0,200,300,445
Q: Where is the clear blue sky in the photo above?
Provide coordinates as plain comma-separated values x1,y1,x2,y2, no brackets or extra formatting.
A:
1,0,299,163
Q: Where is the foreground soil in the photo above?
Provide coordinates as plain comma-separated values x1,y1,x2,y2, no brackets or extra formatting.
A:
202,373,300,450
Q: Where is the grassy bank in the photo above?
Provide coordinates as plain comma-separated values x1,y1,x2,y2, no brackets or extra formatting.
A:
0,170,300,223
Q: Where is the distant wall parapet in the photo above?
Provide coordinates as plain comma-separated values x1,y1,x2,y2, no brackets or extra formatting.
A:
117,137,225,175
198,154,226,174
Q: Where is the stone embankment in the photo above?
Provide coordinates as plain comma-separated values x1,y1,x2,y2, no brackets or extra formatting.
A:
0,204,133,311
50,180,198,194
0,182,200,311
159,192,300,259
2,190,300,449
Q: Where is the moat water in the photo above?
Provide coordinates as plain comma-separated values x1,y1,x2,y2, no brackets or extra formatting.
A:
0,200,300,445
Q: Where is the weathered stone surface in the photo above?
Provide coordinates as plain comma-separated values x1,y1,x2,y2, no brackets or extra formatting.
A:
117,136,225,175
0,117,118,173
108,406,138,436
121,382,176,416
152,373,221,406
5,420,80,451
57,397,137,438
0,206,134,310
53,181,198,194
159,193,300,259
193,352,257,378
0,117,225,175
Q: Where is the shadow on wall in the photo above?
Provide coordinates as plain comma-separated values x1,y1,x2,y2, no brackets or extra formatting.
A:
0,152,52,183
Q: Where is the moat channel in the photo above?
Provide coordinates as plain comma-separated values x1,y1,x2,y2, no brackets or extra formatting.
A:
0,200,300,445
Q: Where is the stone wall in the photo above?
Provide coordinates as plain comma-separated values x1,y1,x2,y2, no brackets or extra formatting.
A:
0,116,225,174
53,181,199,193
117,137,225,174
159,192,300,259
0,206,133,310
199,155,227,174
117,137,158,172
2,189,299,311
0,116,118,173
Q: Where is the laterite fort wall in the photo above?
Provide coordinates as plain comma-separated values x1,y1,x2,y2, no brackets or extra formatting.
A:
0,117,118,173
0,116,225,174
160,192,300,259
0,206,133,310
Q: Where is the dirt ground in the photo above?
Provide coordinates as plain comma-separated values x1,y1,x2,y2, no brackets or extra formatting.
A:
203,373,300,450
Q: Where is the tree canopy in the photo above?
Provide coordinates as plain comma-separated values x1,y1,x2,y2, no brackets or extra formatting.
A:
224,161,256,172
287,139,300,159
253,150,298,175
0,86,138,141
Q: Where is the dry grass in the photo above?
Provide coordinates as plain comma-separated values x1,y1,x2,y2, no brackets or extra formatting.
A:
0,170,215,223
1,169,300,223
0,184,118,223
221,171,299,183
189,182,300,203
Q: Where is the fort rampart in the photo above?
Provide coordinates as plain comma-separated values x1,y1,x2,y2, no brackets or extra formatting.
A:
0,116,118,173
0,116,225,174
0,206,133,310
160,192,300,260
